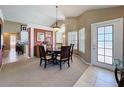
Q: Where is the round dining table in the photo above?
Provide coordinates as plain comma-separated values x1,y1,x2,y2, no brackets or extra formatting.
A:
46,49,61,64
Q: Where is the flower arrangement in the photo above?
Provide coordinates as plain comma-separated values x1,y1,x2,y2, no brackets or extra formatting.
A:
42,41,48,46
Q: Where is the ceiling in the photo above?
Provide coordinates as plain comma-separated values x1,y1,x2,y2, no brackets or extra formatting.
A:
0,5,118,26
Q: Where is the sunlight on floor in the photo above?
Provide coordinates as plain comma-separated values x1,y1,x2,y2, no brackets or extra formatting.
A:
2,48,27,64
74,66,117,87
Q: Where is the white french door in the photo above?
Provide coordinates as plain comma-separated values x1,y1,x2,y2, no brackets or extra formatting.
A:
91,18,123,70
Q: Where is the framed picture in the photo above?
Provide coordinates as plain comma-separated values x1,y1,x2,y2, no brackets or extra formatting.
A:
37,32,45,41
21,25,27,31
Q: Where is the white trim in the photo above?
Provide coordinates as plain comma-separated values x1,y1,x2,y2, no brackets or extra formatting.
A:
0,10,4,23
0,64,3,72
77,55,91,65
91,18,123,70
73,66,90,87
91,18,123,26
27,24,53,31
30,28,34,58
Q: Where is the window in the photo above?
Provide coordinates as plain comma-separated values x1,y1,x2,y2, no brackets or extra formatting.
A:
21,31,28,44
56,24,65,43
56,32,63,43
97,25,113,64
79,28,85,53
68,31,77,49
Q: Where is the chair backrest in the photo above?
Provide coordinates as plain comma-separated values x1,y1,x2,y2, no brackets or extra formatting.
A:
70,44,75,55
60,46,71,60
39,45,46,58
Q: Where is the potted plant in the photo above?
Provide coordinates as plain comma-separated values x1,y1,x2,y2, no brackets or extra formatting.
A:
42,41,48,51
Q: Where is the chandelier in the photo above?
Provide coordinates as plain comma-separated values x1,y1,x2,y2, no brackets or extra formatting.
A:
53,6,60,32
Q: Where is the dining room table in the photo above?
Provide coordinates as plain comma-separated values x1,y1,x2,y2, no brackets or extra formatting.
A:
46,49,61,64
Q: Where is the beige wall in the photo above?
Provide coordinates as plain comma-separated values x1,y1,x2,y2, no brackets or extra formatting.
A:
54,18,78,53
3,32,20,50
78,6,124,63
3,20,21,50
3,20,22,33
65,17,78,45
3,32,10,50
56,6,124,63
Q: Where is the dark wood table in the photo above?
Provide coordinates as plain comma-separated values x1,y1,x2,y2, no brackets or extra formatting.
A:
46,49,61,64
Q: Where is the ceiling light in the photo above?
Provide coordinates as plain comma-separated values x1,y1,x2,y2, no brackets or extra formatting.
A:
53,6,60,32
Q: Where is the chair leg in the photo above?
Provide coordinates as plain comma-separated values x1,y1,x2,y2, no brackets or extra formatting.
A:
44,60,47,68
60,61,62,70
71,56,73,62
40,58,42,66
68,59,70,67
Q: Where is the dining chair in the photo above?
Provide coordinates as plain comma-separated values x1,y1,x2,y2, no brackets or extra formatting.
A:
114,59,124,87
57,46,71,70
70,44,75,62
39,45,52,68
118,76,124,87
114,65,124,87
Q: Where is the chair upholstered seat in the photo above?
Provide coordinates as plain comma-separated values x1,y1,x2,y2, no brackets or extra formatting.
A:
39,45,52,68
57,56,60,60
46,55,52,60
57,56,68,61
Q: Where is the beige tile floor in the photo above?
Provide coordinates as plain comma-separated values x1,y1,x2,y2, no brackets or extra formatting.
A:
2,48,28,64
74,66,117,87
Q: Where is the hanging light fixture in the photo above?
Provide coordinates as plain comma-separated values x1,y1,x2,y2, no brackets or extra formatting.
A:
53,6,60,32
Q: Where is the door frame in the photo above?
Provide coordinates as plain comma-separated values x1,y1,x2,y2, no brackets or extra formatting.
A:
0,18,3,69
91,18,123,70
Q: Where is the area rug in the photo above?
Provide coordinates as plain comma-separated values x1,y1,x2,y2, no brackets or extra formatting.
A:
0,55,88,87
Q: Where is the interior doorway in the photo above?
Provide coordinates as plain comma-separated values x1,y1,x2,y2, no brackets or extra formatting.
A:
10,34,16,48
2,32,27,64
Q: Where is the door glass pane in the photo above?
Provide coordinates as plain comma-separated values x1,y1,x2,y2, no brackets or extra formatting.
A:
105,56,112,64
98,55,104,62
105,42,112,48
98,34,104,41
98,27,104,34
98,48,104,55
105,26,112,33
105,49,112,56
105,34,112,41
97,25,113,65
98,42,104,48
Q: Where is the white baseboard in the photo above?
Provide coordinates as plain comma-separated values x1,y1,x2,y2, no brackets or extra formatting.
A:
0,64,3,72
77,55,91,65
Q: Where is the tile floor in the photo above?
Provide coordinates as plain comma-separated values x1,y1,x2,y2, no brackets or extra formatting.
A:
2,48,28,64
74,66,117,87
1,49,118,87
